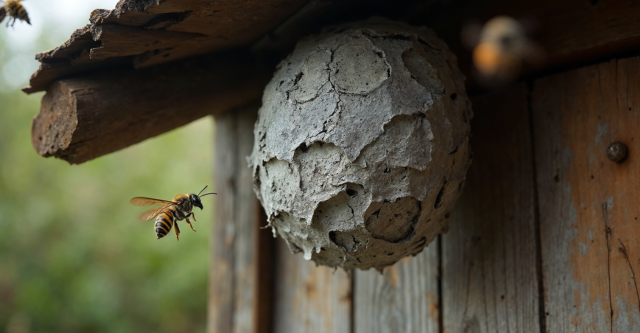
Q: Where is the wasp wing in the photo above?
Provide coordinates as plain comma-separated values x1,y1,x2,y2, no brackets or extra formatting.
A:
0,7,6,24
130,197,175,206
137,203,176,221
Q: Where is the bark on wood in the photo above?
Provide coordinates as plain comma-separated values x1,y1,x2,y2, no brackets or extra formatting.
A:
354,239,440,333
24,0,306,93
532,57,640,332
272,238,352,333
209,106,274,333
442,85,541,332
31,52,271,164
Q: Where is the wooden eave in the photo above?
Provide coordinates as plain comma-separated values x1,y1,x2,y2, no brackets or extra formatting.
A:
26,0,640,164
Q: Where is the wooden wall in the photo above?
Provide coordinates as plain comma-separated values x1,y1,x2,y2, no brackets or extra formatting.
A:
209,55,640,333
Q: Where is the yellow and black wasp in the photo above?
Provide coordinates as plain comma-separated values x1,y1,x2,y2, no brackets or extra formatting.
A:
1,0,31,28
130,186,216,241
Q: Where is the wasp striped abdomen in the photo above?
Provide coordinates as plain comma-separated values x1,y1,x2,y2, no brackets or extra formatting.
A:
155,209,176,239
3,0,31,27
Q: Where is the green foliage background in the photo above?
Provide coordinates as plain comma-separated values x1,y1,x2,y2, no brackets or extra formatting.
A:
0,6,214,332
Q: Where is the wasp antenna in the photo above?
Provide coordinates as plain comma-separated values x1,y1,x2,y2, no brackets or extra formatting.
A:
197,185,208,196
199,192,217,197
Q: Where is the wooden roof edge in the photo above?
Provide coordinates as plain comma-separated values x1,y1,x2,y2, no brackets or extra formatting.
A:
31,50,273,164
23,0,310,94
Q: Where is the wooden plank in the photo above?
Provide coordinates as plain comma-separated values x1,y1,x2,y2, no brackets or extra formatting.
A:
442,85,541,332
273,239,352,333
354,238,440,333
30,52,270,164
209,106,273,333
532,57,640,332
253,207,275,333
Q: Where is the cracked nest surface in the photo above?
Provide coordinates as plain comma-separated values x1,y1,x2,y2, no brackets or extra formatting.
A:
249,18,473,271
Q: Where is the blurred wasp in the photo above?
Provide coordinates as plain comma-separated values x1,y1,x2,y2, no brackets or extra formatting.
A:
1,0,31,28
130,186,216,241
462,16,544,83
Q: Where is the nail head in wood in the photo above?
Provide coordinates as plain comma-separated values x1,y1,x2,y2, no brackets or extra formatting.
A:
606,141,627,162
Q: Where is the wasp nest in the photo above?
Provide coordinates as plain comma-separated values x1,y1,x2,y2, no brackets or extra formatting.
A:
249,18,472,270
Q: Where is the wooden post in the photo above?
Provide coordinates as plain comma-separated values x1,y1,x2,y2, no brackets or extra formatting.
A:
209,105,275,333
442,85,542,332
532,57,640,332
354,241,441,333
271,238,352,333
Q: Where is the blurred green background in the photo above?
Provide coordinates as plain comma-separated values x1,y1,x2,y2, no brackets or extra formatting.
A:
0,1,214,332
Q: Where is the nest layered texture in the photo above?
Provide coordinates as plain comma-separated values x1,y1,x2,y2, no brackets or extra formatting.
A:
250,18,472,271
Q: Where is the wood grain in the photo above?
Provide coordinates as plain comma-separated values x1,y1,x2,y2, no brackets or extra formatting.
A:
272,239,352,333
532,57,640,332
209,106,273,333
25,0,305,93
442,85,541,332
253,207,275,333
30,52,270,164
354,239,440,333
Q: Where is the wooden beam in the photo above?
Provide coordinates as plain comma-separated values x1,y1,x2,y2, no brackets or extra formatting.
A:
24,0,306,93
209,105,275,333
354,240,441,333
441,85,542,332
532,57,640,332
272,239,352,333
31,52,271,164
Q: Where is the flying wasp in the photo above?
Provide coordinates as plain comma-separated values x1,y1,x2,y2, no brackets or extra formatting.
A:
130,186,216,240
1,0,31,28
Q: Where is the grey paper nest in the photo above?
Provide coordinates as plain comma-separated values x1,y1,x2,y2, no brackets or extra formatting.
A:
249,18,472,271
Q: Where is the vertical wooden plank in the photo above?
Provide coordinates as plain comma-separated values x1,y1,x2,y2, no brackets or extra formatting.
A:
273,239,352,333
209,105,271,333
354,239,441,333
533,57,640,332
253,207,275,333
442,85,541,332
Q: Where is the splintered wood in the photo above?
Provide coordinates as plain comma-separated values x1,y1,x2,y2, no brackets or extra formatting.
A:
31,53,270,164
24,0,306,93
532,57,640,332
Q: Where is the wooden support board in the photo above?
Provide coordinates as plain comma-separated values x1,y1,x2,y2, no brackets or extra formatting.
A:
272,238,352,333
209,106,274,333
354,239,440,333
442,85,542,332
532,57,640,332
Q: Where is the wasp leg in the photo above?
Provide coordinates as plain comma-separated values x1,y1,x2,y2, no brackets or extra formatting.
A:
185,213,197,232
185,217,197,232
174,221,181,241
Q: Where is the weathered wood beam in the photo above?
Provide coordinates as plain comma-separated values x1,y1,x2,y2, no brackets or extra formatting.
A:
354,240,441,333
533,56,640,332
442,85,541,332
209,105,275,333
31,52,271,164
272,238,352,333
